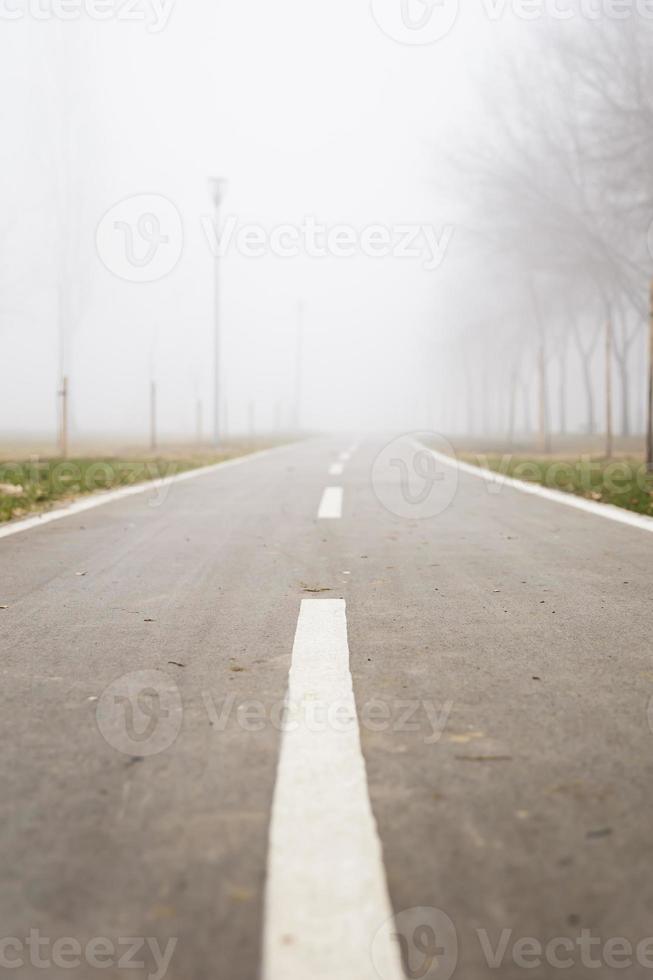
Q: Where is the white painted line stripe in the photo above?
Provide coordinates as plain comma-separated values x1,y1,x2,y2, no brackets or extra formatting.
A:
318,486,343,520
263,599,403,980
417,440,653,534
329,462,344,477
0,444,293,542
339,451,351,463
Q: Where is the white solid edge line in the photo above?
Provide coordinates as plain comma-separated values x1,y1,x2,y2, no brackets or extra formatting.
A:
415,439,653,534
262,599,403,980
0,443,293,542
329,462,345,477
318,486,343,520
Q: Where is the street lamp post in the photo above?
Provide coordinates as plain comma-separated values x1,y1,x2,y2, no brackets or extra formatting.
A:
208,177,228,447
294,300,304,433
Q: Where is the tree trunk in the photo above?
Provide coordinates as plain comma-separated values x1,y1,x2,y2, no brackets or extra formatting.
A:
558,348,567,435
615,354,630,438
522,382,531,436
573,323,598,436
580,357,595,435
612,311,633,438
605,318,613,459
508,371,518,445
538,340,550,453
463,356,475,436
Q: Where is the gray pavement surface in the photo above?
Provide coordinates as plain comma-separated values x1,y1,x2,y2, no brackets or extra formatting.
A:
1,434,652,979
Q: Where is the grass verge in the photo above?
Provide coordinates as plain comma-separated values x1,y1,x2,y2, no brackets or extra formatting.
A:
460,453,653,518
0,445,271,523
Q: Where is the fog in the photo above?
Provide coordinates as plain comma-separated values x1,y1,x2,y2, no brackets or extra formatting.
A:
1,0,652,446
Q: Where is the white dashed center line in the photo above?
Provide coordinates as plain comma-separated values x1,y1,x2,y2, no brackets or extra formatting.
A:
318,486,343,520
262,599,403,980
329,462,345,477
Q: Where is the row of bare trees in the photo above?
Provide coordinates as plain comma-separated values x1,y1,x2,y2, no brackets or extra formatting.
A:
445,16,653,462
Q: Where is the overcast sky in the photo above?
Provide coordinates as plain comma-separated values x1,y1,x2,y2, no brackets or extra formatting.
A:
0,0,611,441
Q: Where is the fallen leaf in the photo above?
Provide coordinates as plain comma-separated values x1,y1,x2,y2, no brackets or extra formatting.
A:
228,886,254,903
547,781,612,802
448,731,485,744
149,905,176,920
456,755,513,763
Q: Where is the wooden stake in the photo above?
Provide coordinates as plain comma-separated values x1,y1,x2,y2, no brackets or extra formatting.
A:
150,381,157,452
196,398,203,446
605,317,613,459
60,376,69,459
648,279,653,470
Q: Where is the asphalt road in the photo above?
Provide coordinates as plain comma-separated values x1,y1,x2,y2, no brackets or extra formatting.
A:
2,434,653,980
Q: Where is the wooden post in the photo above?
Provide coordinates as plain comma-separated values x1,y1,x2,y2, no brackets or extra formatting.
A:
294,301,304,432
60,376,69,459
150,381,157,452
605,317,613,459
648,279,653,470
196,398,203,446
522,382,531,435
